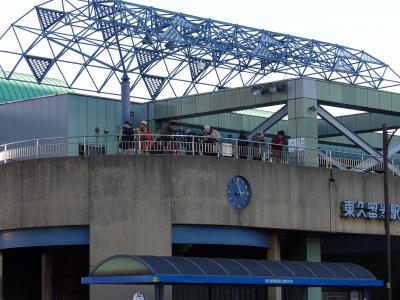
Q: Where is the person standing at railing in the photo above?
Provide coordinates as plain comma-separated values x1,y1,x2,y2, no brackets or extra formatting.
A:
202,125,221,156
136,120,154,153
271,130,288,162
160,122,178,154
238,131,249,159
252,132,265,160
183,129,200,155
119,121,135,151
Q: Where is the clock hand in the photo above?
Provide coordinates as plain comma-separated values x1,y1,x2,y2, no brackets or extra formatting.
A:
236,179,243,195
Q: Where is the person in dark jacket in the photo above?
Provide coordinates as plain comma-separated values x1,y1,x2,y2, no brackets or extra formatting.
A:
160,122,178,153
183,129,201,155
237,131,249,159
120,121,135,151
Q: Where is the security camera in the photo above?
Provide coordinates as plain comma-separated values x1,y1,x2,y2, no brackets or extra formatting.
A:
130,111,135,117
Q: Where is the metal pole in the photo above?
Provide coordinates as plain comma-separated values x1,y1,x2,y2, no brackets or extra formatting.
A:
391,158,395,176
36,139,39,159
361,154,364,171
121,72,131,124
104,133,108,155
83,136,86,156
235,139,239,159
383,123,392,300
192,136,195,156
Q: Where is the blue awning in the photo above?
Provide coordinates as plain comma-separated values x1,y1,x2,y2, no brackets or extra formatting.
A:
0,227,89,249
81,255,383,287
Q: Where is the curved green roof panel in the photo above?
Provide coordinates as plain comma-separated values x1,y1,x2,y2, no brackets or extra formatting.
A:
0,73,72,104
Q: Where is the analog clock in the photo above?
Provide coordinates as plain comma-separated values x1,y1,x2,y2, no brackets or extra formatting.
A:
227,176,251,209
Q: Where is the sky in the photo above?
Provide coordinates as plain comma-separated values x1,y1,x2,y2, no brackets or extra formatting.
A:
1,0,398,70
0,0,399,113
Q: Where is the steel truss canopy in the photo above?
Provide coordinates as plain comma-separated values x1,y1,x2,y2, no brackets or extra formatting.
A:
81,255,383,287
1,0,400,102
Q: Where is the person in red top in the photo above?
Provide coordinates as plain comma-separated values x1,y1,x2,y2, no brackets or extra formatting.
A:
136,120,154,152
271,130,288,161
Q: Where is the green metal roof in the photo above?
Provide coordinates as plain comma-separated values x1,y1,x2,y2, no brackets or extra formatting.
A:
0,73,72,103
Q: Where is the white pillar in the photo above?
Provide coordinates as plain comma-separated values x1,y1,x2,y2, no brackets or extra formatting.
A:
268,233,282,300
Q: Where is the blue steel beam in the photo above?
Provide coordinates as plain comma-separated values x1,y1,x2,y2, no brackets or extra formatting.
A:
0,0,399,102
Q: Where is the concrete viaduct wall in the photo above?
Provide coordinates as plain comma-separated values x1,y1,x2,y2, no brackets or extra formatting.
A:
1,155,400,238
1,155,400,299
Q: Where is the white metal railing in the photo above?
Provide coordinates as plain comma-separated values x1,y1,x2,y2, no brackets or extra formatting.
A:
0,135,399,174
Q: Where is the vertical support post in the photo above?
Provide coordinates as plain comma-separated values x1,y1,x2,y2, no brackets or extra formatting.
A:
235,139,239,159
391,158,395,175
307,237,321,300
288,96,318,167
361,154,364,171
155,285,164,300
267,233,282,300
121,72,131,124
4,144,7,163
36,139,39,159
82,136,86,156
362,289,370,300
192,136,195,156
95,127,99,148
287,235,321,300
41,248,53,300
0,251,3,300
383,123,392,300
104,133,108,155
233,286,240,300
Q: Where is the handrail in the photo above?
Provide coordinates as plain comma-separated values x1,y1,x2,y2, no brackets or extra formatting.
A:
0,134,398,175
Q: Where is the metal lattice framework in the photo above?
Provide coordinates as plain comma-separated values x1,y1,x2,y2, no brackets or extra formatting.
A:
0,0,399,101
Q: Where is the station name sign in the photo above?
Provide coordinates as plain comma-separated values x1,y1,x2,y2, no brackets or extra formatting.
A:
341,200,400,221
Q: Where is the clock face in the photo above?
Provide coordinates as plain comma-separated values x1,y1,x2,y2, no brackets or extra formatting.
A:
227,176,251,209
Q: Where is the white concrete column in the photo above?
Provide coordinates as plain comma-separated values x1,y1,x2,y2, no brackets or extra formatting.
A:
267,233,282,300
307,237,321,300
